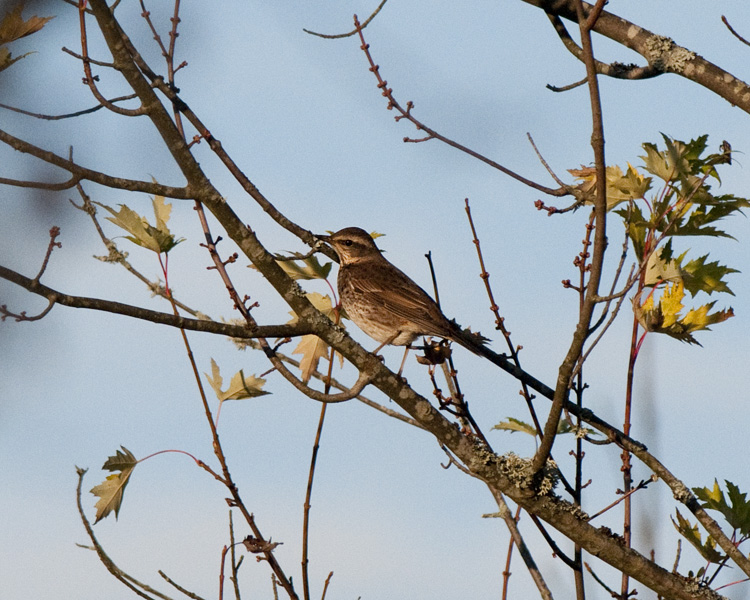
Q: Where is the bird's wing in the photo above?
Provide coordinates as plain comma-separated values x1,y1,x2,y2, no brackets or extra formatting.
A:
348,263,454,337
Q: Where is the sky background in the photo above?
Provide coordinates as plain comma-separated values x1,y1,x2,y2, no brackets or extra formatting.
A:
2,1,750,599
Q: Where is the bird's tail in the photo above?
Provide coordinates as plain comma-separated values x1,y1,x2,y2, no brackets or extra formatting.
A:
448,321,492,357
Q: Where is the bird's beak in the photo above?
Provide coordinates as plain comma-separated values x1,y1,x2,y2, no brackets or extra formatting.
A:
314,233,331,245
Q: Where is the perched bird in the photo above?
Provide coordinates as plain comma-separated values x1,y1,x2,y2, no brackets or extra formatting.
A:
318,227,486,370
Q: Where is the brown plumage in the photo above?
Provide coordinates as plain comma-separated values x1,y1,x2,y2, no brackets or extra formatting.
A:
318,227,486,356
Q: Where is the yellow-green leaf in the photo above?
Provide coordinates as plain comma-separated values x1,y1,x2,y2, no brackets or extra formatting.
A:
152,193,172,232
659,281,685,328
633,282,733,344
671,509,725,563
0,45,31,73
286,293,343,382
492,417,597,437
644,248,682,287
292,334,331,383
287,292,339,324
204,358,269,401
274,254,332,281
569,164,651,210
90,446,137,523
102,195,183,254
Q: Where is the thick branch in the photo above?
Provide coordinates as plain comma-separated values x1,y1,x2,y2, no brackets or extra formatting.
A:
531,0,750,113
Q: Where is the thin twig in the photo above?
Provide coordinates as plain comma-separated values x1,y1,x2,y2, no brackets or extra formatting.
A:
158,570,207,600
302,341,337,600
721,15,750,47
531,0,610,479
584,562,618,598
77,1,146,116
489,490,554,600
353,16,569,198
545,12,659,82
303,1,389,38
75,468,176,600
588,476,657,521
0,94,138,120
320,571,334,600
228,511,243,600
0,263,314,337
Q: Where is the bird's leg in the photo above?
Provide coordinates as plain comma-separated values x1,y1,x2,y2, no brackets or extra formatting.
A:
396,346,411,378
372,330,402,355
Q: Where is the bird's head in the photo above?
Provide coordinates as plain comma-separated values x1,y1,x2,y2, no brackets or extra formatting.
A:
317,227,383,265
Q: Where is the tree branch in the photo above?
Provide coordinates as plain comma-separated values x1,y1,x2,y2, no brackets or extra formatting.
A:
531,0,750,113
0,128,194,197
0,263,313,339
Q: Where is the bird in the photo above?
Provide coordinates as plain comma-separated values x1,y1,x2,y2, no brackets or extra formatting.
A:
317,227,487,371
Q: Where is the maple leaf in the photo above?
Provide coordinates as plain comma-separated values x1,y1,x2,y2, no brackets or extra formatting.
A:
672,509,725,563
641,135,693,183
633,282,734,344
204,358,269,401
0,4,53,45
288,293,342,383
274,253,332,281
492,417,596,437
90,446,137,523
692,480,750,533
102,194,184,254
292,334,331,383
644,246,682,287
569,164,651,210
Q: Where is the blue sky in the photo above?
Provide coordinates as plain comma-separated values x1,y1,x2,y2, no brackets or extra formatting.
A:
2,2,750,599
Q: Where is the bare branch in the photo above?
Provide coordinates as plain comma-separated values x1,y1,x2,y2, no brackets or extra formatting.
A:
303,1,389,38
0,263,314,339
354,16,571,198
0,128,194,197
722,15,750,47
0,94,138,120
528,0,750,113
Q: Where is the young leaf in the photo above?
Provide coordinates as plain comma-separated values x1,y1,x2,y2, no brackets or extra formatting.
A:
569,164,650,210
292,334,331,383
644,246,682,287
492,417,597,437
90,446,137,523
633,282,734,344
204,358,269,401
102,195,184,254
671,509,725,563
694,480,750,535
0,44,30,72
492,417,537,436
274,253,332,281
288,293,342,383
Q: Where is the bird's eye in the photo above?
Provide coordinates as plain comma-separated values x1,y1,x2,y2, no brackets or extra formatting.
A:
343,239,353,246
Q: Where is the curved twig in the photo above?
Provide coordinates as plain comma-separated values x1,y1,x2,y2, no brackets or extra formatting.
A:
75,468,175,600
353,16,570,198
545,12,660,81
0,94,138,120
303,1,389,38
